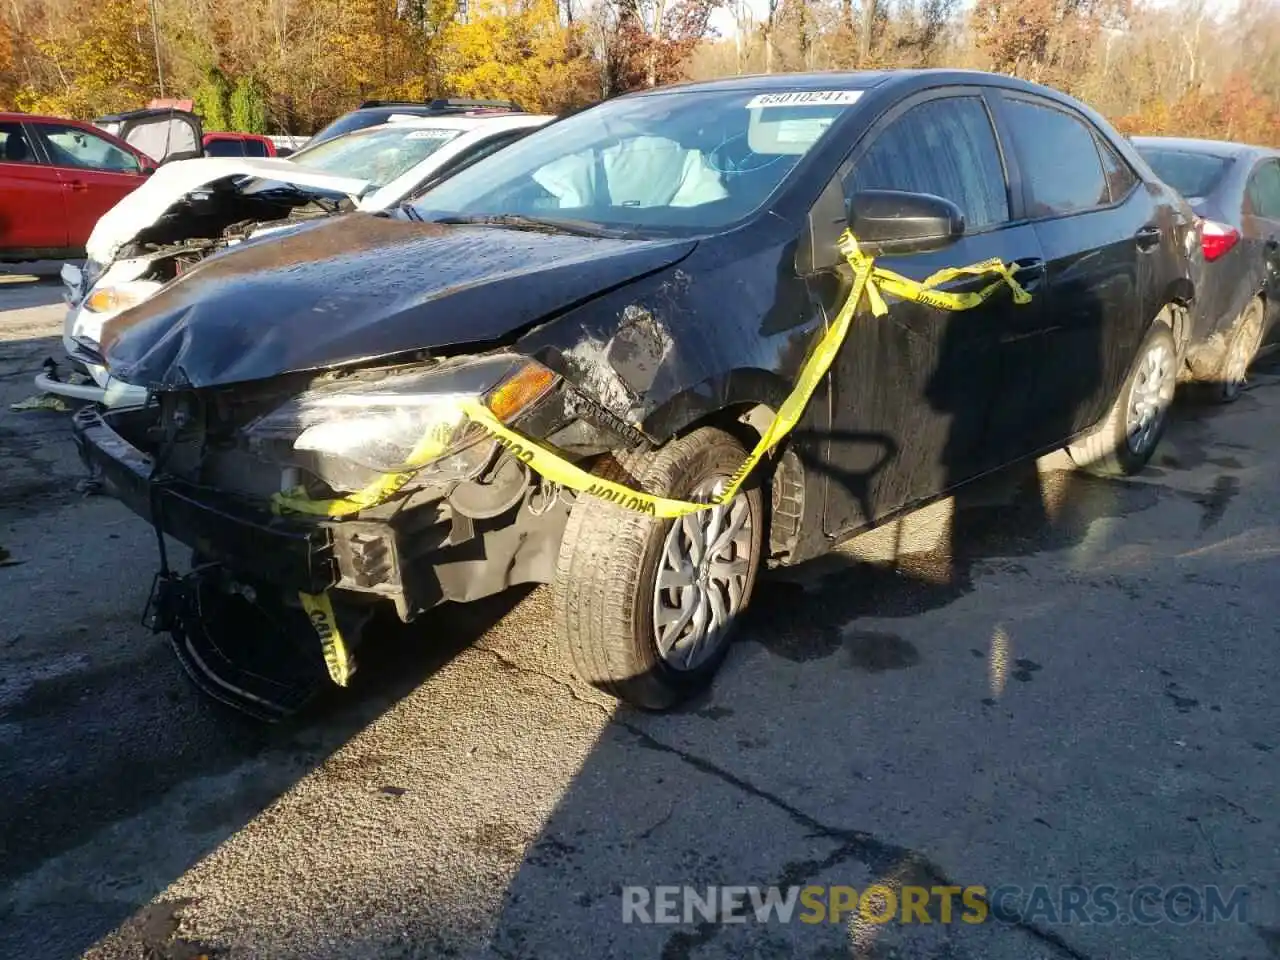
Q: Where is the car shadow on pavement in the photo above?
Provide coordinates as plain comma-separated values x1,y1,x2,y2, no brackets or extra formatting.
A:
461,384,1280,956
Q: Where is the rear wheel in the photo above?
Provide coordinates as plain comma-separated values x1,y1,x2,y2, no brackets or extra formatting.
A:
553,426,764,710
1067,321,1176,477
1216,296,1265,403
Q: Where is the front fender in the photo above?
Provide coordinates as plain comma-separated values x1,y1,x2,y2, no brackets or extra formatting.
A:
515,230,827,446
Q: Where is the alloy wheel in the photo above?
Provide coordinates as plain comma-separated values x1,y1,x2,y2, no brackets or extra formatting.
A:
1125,341,1175,456
652,478,754,672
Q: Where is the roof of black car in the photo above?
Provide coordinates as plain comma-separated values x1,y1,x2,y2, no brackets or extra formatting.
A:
654,71,890,94
1131,135,1274,158
629,68,1080,102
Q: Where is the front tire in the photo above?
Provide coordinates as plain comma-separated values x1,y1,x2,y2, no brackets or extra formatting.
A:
1067,321,1176,476
553,426,765,710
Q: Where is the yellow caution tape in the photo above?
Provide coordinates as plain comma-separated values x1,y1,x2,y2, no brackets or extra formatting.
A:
299,590,355,686
275,230,1029,521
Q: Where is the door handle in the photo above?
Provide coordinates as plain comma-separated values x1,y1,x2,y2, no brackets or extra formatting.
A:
1011,257,1046,289
67,180,88,192
1012,257,1045,274
1134,225,1161,251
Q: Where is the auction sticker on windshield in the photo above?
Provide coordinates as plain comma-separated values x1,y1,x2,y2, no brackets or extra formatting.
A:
406,129,457,140
745,91,863,108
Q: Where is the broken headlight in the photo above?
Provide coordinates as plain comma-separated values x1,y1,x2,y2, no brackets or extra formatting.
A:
247,356,557,479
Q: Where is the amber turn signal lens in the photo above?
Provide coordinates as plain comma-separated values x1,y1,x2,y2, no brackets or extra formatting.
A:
84,288,128,313
487,362,557,422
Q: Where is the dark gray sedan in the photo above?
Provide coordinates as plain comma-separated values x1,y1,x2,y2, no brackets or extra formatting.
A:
1134,136,1280,399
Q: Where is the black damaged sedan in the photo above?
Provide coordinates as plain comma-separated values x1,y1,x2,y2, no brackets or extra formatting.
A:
77,70,1197,718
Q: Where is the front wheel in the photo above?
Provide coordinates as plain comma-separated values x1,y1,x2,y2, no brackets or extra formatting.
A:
553,426,765,710
1067,321,1176,477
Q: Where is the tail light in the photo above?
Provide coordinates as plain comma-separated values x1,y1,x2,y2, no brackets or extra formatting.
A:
1199,219,1240,261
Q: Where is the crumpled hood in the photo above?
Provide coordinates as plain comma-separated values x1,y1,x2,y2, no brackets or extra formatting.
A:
86,157,369,264
101,212,697,390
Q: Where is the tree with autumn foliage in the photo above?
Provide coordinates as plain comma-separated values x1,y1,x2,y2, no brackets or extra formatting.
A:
12,0,158,117
435,0,594,111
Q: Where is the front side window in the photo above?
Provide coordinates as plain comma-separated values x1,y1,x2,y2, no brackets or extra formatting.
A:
244,139,270,158
412,89,858,234
1004,99,1108,217
845,96,1009,230
37,124,141,173
290,125,464,189
0,122,39,164
1247,160,1280,219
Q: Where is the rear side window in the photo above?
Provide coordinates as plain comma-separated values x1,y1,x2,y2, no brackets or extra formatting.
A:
1097,136,1138,202
243,140,270,158
846,96,1009,230
1004,99,1108,217
0,122,39,164
1138,147,1233,199
1247,160,1280,219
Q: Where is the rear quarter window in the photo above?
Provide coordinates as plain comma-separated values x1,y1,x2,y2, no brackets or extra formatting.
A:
1003,98,1109,217
1097,136,1138,202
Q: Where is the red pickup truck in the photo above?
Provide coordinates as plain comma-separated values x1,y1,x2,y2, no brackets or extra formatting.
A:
0,113,155,262
202,132,279,157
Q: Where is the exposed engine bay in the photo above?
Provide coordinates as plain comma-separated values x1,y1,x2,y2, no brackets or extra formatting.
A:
114,185,354,288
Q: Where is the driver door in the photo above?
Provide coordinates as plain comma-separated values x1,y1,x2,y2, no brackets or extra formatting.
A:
31,122,148,250
810,89,1047,538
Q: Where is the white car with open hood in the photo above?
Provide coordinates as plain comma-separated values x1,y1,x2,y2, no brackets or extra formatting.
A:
42,112,553,406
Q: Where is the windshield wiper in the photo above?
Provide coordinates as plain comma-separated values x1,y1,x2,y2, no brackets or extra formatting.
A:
431,214,613,238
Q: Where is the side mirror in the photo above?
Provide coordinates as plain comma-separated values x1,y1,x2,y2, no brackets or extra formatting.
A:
845,189,965,256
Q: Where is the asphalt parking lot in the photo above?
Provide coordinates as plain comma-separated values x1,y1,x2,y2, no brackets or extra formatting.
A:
0,272,1277,960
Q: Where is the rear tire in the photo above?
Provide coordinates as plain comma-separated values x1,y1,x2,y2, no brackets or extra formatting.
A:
1067,321,1176,477
553,427,764,710
1215,296,1265,403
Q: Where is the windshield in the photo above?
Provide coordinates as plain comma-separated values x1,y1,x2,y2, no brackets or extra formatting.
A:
290,125,463,189
1137,147,1234,199
410,89,855,234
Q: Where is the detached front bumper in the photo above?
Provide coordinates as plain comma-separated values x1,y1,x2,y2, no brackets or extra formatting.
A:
72,404,338,593
72,404,568,619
